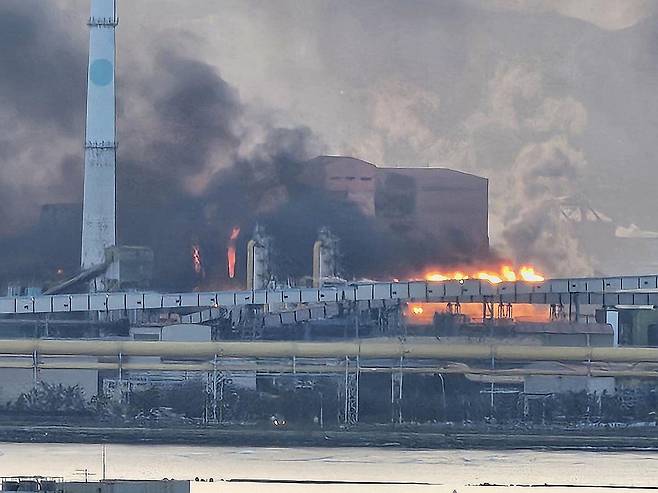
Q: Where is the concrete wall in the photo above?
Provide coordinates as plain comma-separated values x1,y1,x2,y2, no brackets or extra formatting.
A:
623,309,658,346
129,324,211,342
525,375,615,395
124,325,211,386
302,156,490,256
0,359,98,405
543,333,614,347
162,324,211,342
63,480,189,493
377,166,489,254
130,326,161,341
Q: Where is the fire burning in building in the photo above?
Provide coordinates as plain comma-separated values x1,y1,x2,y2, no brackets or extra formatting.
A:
405,302,548,324
402,265,548,325
423,265,545,284
227,226,241,279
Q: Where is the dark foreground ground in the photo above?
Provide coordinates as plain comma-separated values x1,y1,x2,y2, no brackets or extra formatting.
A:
1,424,658,451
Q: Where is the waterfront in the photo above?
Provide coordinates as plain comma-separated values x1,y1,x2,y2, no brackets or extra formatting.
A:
1,442,657,492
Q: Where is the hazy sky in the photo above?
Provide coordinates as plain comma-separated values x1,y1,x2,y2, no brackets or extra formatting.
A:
2,0,658,276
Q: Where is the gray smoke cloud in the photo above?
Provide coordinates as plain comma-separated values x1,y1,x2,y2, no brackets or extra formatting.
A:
0,1,85,235
0,1,483,289
341,61,595,276
2,0,658,285
167,0,657,276
458,64,593,276
502,136,592,275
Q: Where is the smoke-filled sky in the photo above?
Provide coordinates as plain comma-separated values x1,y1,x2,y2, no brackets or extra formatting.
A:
1,0,658,285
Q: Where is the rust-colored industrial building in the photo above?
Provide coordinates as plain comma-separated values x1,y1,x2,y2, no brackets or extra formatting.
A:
303,156,489,256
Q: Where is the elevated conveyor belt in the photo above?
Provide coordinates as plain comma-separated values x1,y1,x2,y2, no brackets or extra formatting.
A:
2,275,658,315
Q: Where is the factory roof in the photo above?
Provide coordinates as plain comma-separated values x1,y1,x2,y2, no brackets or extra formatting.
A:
308,155,488,181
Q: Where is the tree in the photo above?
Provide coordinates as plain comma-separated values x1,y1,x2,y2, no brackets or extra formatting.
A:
13,382,90,415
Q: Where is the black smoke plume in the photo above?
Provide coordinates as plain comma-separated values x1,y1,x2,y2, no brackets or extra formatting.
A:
0,1,85,284
0,2,490,292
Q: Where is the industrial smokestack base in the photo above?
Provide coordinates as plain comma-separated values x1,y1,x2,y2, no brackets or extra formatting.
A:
81,0,118,287
313,227,340,288
246,225,273,290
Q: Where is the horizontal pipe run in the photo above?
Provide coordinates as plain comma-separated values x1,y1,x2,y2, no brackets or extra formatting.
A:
3,358,658,378
3,339,658,363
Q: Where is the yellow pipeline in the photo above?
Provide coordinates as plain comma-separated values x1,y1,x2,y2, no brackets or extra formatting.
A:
2,339,658,363
1,359,658,378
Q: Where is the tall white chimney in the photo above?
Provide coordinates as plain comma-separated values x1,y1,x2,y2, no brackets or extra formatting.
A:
246,225,273,290
81,0,117,281
312,227,340,288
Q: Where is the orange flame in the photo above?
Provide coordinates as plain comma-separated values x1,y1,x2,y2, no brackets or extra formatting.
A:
426,273,449,282
227,226,241,279
405,302,547,323
423,264,544,284
519,266,544,282
502,265,517,282
426,271,470,281
191,244,204,277
476,272,503,284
